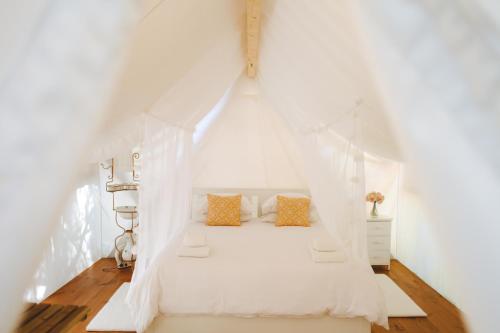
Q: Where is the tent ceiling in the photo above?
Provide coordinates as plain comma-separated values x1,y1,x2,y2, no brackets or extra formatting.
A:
103,0,401,161
107,0,245,125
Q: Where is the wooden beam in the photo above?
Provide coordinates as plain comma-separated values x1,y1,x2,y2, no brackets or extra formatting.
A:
246,0,261,78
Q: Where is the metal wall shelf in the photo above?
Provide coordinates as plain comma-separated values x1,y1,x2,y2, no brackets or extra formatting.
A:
100,154,141,269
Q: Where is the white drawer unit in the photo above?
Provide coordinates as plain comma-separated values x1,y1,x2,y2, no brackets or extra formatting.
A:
367,217,392,269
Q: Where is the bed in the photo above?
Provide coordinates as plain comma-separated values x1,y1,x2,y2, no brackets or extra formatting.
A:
141,189,387,332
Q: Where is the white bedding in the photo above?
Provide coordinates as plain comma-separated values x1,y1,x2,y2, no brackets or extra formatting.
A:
153,220,388,327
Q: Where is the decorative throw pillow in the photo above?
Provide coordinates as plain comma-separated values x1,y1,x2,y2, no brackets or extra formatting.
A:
192,194,256,222
261,193,320,223
207,194,242,226
276,195,311,227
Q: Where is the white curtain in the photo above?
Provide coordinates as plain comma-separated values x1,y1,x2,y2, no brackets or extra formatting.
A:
125,2,246,328
353,1,500,332
127,115,193,332
93,0,246,162
0,1,138,332
258,0,401,161
258,80,370,263
257,0,378,263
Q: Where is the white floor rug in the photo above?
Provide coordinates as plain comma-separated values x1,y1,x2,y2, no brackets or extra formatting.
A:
86,283,134,332
87,275,426,331
375,274,427,317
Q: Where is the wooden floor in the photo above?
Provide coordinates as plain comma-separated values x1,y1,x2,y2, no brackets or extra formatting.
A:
43,259,131,333
372,261,467,333
43,258,467,333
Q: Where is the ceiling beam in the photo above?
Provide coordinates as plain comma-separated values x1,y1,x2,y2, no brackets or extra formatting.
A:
246,0,261,78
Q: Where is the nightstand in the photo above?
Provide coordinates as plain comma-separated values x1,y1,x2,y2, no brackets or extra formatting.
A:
367,216,392,270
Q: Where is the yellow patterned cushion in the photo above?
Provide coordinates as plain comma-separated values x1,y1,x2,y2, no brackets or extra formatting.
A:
276,195,311,227
207,194,242,226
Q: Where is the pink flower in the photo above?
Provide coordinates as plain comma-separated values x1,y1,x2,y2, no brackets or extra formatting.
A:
366,191,384,204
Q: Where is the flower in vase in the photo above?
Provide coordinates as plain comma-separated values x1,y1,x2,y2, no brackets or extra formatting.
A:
366,191,384,204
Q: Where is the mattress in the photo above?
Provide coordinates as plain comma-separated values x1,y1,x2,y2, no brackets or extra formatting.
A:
154,220,387,326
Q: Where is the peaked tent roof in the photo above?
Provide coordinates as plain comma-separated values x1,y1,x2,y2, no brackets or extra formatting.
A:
100,0,400,161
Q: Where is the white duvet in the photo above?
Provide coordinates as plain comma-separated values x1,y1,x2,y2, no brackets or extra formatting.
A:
150,220,388,327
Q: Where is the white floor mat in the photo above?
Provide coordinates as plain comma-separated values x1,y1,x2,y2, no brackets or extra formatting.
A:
375,274,427,317
87,275,426,331
86,283,134,332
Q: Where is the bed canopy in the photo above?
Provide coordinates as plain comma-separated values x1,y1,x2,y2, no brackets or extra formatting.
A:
2,0,500,332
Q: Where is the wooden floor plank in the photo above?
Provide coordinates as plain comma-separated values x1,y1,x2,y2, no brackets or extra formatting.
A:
19,303,50,327
19,304,64,333
42,258,467,333
49,306,90,333
16,303,88,333
372,260,468,333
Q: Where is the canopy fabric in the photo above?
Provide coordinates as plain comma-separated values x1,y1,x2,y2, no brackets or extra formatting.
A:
126,73,381,330
127,116,193,331
92,0,245,160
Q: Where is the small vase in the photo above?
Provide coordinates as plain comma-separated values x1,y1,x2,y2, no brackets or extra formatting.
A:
371,202,378,217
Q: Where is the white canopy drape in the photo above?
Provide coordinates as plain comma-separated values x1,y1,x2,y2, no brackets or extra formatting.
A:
126,74,381,330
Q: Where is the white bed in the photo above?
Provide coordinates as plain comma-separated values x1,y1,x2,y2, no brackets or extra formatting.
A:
136,189,388,332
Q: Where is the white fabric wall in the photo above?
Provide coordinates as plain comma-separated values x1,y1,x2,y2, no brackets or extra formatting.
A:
193,77,307,189
25,165,102,302
99,0,245,156
365,157,465,308
394,169,464,308
353,2,500,331
0,1,138,331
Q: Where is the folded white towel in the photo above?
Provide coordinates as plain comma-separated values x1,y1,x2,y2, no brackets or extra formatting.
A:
312,237,339,252
310,246,345,263
177,245,210,258
183,231,206,247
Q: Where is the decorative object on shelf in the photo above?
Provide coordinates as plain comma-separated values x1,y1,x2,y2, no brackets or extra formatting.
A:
366,191,384,217
101,153,141,269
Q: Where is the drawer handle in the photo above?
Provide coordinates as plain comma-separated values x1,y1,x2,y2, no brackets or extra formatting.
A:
371,241,383,245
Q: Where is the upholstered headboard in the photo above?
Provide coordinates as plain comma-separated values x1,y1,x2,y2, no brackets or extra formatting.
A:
192,188,310,217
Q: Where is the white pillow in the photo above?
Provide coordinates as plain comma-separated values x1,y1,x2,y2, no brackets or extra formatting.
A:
192,193,257,222
260,193,320,222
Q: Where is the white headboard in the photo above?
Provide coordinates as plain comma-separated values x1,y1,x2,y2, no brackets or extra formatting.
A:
192,188,310,216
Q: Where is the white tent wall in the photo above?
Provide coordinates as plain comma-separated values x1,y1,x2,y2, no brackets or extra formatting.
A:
353,1,500,332
25,165,102,303
0,0,50,82
366,155,467,309
193,77,307,189
395,169,465,309
0,1,139,332
103,0,245,132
